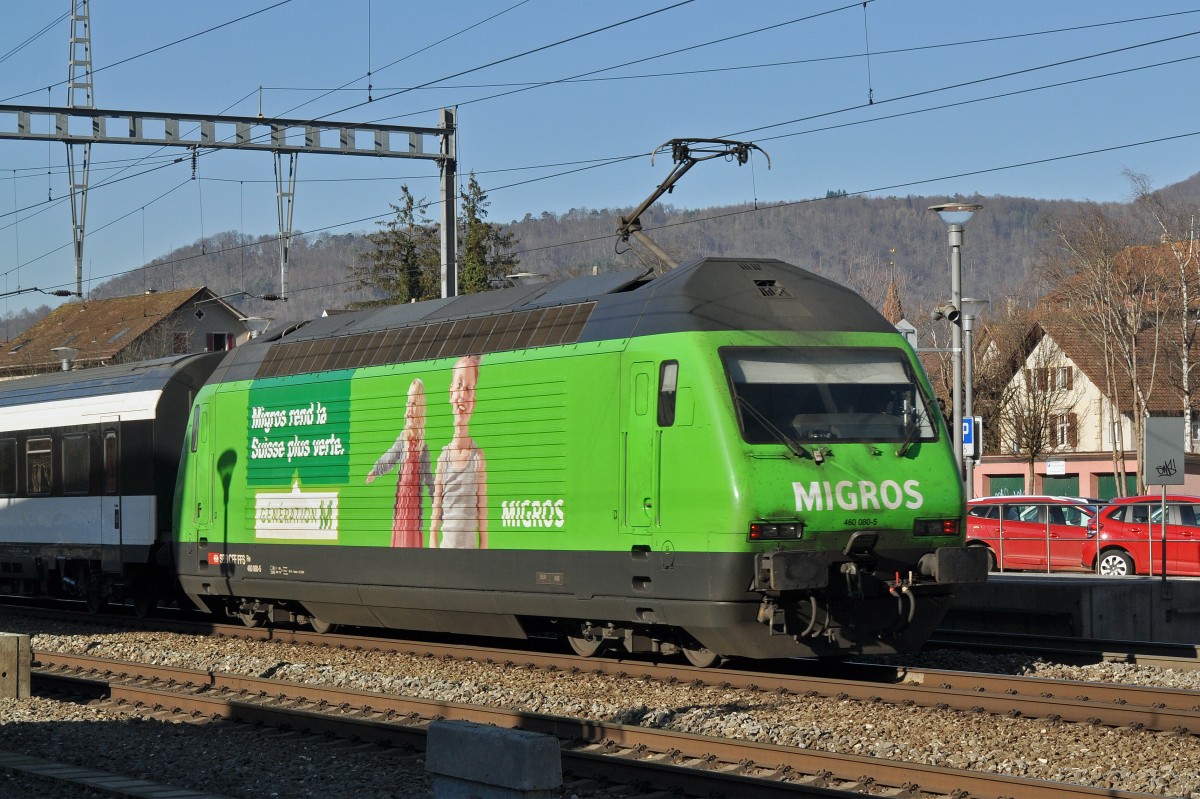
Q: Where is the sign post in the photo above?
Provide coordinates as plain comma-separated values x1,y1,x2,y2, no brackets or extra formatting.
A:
1144,417,1185,583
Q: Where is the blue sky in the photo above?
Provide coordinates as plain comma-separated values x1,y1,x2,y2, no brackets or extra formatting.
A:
2,0,1200,315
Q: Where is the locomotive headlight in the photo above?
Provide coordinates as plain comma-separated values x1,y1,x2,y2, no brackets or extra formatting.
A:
749,521,804,541
914,518,960,536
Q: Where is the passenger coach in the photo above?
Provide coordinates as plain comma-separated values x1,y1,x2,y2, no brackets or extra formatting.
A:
0,353,222,613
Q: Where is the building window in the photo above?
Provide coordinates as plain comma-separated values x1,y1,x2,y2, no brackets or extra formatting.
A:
1051,412,1078,448
206,332,235,351
1025,365,1074,391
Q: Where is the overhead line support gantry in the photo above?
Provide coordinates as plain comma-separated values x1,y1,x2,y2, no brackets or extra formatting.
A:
0,103,458,300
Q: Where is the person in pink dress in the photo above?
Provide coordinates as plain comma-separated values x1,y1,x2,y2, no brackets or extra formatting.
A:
366,378,433,547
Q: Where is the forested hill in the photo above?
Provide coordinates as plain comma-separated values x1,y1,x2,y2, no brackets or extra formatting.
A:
45,184,1174,328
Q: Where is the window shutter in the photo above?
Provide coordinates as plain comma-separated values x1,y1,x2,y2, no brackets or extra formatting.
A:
1067,412,1078,448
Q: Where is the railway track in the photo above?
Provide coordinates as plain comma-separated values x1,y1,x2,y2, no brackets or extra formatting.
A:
930,628,1200,671
15,603,1200,734
29,648,1169,799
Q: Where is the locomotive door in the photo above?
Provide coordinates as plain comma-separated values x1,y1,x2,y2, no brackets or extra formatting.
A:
191,403,213,538
623,360,657,530
100,418,121,572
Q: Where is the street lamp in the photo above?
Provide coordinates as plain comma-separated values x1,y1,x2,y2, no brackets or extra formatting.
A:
961,297,989,499
929,201,982,488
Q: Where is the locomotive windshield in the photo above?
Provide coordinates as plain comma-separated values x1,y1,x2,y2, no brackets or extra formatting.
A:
723,347,938,444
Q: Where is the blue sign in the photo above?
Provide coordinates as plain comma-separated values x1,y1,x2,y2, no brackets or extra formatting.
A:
962,417,977,458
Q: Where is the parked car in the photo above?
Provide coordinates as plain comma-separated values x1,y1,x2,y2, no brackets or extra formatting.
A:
966,495,1102,572
1082,495,1200,577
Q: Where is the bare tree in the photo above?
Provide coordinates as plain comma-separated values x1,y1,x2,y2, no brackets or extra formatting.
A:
970,297,1037,456
997,334,1083,490
1127,170,1200,452
1040,205,1169,493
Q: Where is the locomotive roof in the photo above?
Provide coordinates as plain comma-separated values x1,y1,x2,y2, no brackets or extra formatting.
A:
0,351,222,409
211,257,895,383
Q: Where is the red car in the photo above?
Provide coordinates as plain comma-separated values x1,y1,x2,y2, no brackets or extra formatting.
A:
966,496,1101,572
1082,495,1200,577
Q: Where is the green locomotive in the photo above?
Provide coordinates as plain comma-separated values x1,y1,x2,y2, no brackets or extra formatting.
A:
173,256,986,664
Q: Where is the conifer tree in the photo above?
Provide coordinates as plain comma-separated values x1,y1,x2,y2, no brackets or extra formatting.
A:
458,173,519,294
347,185,440,307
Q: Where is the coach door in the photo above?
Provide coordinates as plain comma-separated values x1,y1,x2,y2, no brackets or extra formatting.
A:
623,360,657,531
100,419,121,572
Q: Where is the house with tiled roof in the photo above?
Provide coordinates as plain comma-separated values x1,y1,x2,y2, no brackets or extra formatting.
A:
0,287,263,379
973,313,1200,498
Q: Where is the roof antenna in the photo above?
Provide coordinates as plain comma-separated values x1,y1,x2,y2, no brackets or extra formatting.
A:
616,138,769,272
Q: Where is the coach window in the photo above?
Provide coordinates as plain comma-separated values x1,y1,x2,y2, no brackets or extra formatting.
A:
62,433,90,495
0,438,15,495
104,430,118,494
26,436,51,495
657,361,679,427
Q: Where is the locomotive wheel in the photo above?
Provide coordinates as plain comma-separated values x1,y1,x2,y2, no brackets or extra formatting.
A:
309,617,339,634
567,634,607,657
132,592,157,619
682,644,721,669
85,590,107,615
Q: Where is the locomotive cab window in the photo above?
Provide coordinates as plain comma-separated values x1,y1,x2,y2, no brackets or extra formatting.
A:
0,438,15,495
26,436,52,495
723,347,937,445
62,434,89,495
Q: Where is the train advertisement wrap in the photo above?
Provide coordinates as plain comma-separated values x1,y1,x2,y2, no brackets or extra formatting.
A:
193,332,955,555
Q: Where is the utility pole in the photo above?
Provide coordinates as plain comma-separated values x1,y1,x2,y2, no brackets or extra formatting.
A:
439,108,457,299
66,0,93,300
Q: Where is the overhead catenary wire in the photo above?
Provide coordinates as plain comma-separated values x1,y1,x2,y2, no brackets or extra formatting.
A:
2,4,1198,300
22,125,1200,301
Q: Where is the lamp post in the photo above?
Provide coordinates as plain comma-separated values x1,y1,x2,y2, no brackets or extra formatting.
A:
929,202,982,489
960,297,989,499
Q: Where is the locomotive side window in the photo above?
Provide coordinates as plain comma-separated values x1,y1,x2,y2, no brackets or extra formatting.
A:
26,436,51,495
62,434,90,495
0,438,15,495
657,361,679,427
723,347,938,445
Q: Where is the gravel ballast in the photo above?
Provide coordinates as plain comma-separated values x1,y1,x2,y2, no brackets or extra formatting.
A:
3,618,1200,798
